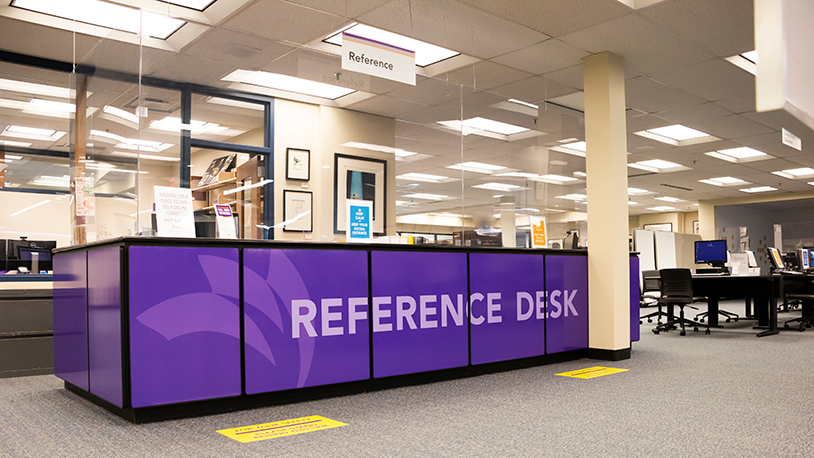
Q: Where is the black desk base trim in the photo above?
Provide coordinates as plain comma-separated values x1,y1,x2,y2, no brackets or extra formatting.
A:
587,347,631,361
64,349,589,423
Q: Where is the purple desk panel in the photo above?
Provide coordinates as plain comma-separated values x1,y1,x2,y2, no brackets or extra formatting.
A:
470,253,546,364
243,249,370,394
87,247,123,407
128,246,241,408
545,255,589,354
371,251,468,378
630,256,640,342
53,250,89,390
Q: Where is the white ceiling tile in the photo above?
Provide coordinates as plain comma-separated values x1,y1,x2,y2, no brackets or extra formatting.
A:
344,95,427,119
222,0,348,45
648,58,755,102
443,61,532,91
688,114,774,140
149,54,237,87
625,76,706,113
182,27,296,70
714,94,756,114
488,76,579,103
638,0,753,57
456,0,632,37
492,39,590,75
285,0,392,17
560,13,717,75
358,0,549,59
657,103,733,124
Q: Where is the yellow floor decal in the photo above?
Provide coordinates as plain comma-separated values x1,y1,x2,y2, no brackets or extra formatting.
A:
556,366,628,379
218,415,347,443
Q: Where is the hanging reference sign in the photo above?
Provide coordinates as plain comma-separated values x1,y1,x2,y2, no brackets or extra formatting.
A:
341,32,416,86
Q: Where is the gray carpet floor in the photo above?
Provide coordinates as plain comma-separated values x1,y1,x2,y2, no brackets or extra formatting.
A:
2,301,814,458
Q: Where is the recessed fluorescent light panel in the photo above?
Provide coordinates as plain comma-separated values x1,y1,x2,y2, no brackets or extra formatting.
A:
628,159,685,172
655,196,684,203
103,106,139,124
472,183,523,192
627,188,650,195
698,176,748,187
551,141,586,157
555,194,588,201
772,167,814,179
725,50,758,75
438,117,530,136
324,23,459,67
2,125,66,142
634,124,713,146
740,186,777,193
0,77,74,99
12,0,186,40
705,147,769,163
647,206,677,212
508,99,539,110
111,151,180,162
403,193,448,200
446,162,507,174
340,141,418,158
223,70,355,100
396,173,449,183
163,0,215,11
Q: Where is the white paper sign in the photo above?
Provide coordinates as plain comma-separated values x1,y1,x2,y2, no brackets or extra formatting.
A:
153,186,195,238
342,32,416,86
214,204,237,239
346,199,373,241
529,215,547,248
782,128,802,151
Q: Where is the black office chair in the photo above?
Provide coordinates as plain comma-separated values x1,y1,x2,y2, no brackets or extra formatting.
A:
694,304,739,324
639,270,668,324
782,280,814,332
654,268,709,336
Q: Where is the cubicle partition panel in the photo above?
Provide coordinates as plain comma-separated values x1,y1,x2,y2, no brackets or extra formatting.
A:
53,250,89,391
470,253,546,365
545,255,589,354
243,248,370,394
128,246,241,408
87,247,123,408
52,238,637,423
370,251,469,377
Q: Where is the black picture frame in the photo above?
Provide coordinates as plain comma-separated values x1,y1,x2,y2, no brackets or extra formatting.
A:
286,148,310,181
282,190,313,232
333,153,387,235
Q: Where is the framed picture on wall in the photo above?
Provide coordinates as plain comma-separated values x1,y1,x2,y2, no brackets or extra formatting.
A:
286,148,310,181
334,153,386,235
693,221,699,235
643,223,673,232
283,190,313,232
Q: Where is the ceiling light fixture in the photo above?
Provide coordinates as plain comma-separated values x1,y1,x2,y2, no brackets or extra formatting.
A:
103,106,140,124
654,196,684,203
772,167,814,179
324,23,459,67
628,159,684,172
396,173,449,183
403,193,448,200
223,70,355,100
446,162,507,174
739,186,777,193
634,124,713,146
111,151,180,162
11,0,186,40
705,147,768,163
508,99,539,110
551,141,587,157
0,77,75,99
699,176,748,187
2,125,66,142
647,206,677,212
472,183,523,192
627,188,650,195
438,117,530,136
340,141,418,157
555,194,588,201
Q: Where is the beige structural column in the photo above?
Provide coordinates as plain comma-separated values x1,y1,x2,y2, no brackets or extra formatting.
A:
698,201,715,240
583,52,630,359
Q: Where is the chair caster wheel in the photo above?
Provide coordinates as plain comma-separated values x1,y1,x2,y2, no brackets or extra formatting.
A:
799,327,805,332
653,329,660,335
725,318,731,323
784,324,790,329
680,330,686,336
734,318,739,322
647,318,653,323
705,329,711,335
639,321,643,325
700,318,705,323
694,327,699,332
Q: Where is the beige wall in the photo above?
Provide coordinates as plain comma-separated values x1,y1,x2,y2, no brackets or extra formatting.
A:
630,211,698,235
273,101,396,241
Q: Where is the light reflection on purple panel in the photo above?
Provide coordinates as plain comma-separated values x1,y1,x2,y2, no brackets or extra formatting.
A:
470,253,545,365
53,251,89,390
630,256,640,342
372,251,468,378
129,246,240,408
243,249,369,394
545,255,588,354
88,247,123,408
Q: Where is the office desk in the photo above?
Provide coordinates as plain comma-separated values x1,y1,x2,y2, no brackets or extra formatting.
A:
691,275,777,337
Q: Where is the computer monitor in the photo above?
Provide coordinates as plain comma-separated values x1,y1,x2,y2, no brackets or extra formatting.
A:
7,239,56,272
767,247,785,270
798,248,810,271
694,240,728,267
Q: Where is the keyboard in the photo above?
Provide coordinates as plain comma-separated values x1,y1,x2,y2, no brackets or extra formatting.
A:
693,272,728,276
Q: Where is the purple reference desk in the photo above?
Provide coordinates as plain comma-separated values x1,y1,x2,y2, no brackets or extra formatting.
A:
53,238,639,422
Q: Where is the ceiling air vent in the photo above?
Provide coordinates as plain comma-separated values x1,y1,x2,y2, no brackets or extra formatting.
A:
124,96,179,114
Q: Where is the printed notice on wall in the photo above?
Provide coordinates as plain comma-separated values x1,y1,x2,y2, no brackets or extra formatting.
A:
342,32,416,85
214,204,237,239
154,185,195,238
346,199,372,241
529,215,547,248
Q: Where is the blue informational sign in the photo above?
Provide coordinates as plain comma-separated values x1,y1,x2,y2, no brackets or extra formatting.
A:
347,201,372,240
